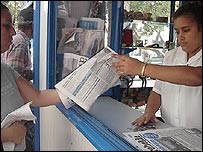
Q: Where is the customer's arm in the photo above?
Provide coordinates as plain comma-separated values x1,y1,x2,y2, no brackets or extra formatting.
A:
16,76,61,107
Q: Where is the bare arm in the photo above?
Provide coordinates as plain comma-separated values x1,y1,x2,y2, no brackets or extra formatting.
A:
145,91,161,116
144,64,202,86
112,54,202,86
132,91,161,126
16,77,61,107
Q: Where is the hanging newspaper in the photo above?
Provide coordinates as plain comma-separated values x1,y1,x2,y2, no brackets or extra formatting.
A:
79,17,105,30
55,46,121,111
123,127,202,151
56,28,105,79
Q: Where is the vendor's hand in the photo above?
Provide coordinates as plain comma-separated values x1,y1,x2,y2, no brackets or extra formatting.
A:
8,122,26,145
131,113,159,126
111,54,143,76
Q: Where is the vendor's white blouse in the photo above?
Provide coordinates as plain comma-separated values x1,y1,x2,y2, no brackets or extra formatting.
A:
153,47,202,128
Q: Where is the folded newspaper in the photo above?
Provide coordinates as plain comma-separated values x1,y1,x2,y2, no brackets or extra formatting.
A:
123,127,202,151
1,102,36,151
55,46,121,111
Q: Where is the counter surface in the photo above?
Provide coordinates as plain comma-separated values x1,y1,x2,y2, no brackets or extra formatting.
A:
56,96,171,151
89,96,170,136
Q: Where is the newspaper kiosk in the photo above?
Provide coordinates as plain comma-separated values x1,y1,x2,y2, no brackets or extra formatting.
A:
32,1,202,151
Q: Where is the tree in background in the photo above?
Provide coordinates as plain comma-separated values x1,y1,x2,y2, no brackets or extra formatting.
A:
123,1,180,47
129,1,171,21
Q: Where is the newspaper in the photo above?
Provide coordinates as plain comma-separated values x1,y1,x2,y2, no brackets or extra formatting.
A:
1,102,36,151
57,28,104,56
55,46,121,111
57,27,105,79
123,127,202,151
62,53,89,78
79,17,105,30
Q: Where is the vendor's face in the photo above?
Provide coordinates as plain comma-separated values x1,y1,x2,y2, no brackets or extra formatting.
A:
1,9,16,53
174,15,202,58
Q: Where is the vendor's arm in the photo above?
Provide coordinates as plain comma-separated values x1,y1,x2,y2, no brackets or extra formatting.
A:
143,63,202,86
112,54,202,86
131,91,161,126
16,77,61,106
1,122,26,144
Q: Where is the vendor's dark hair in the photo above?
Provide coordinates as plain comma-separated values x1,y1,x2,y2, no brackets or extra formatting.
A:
173,2,202,31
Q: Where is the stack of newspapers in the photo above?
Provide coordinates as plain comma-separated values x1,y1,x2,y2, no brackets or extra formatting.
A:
123,126,202,151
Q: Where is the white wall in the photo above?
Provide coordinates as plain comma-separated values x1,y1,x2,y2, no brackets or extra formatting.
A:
40,106,97,151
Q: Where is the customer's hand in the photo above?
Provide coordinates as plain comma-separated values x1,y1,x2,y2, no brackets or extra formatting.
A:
9,122,27,145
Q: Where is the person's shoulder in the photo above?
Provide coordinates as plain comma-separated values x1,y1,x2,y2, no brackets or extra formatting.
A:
1,62,10,69
1,62,15,72
1,62,21,78
12,31,28,45
1,62,13,74
165,46,182,56
163,47,184,63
